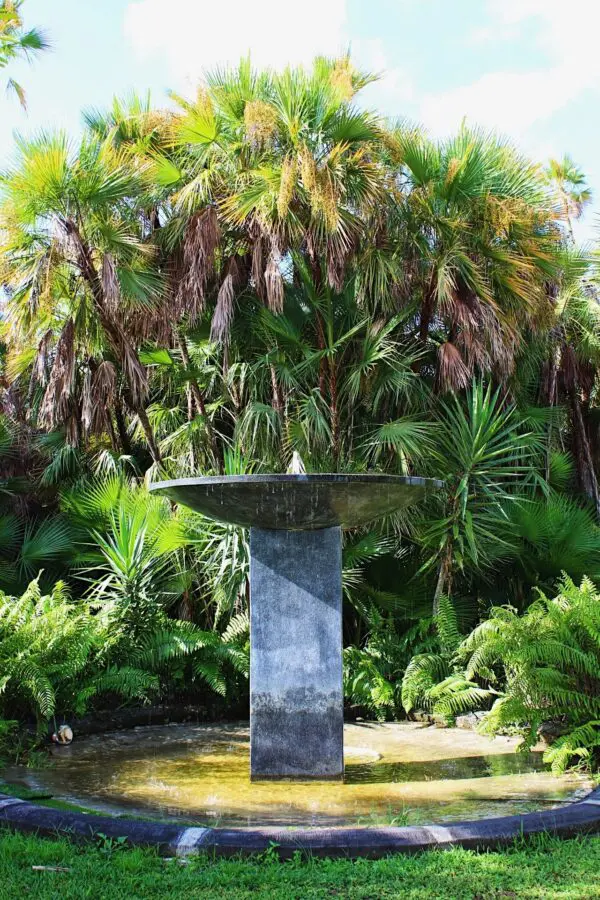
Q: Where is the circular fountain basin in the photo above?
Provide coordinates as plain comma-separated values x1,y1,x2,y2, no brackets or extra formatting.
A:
3,722,591,828
149,474,443,530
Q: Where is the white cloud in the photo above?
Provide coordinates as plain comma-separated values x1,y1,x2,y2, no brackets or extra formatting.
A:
350,37,415,116
420,66,581,139
124,0,348,87
488,0,600,72
423,0,600,139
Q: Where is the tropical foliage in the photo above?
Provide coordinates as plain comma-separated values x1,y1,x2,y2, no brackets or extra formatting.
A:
0,50,599,774
463,577,600,773
0,0,48,108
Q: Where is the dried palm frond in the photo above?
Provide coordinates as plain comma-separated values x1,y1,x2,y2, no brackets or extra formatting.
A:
120,336,148,409
327,231,354,292
264,249,284,314
248,217,267,298
39,319,75,430
176,207,220,322
81,365,93,434
65,413,79,447
211,257,244,343
29,329,53,391
211,275,234,343
456,328,490,374
439,286,480,331
244,100,278,147
93,360,117,407
82,360,117,435
436,341,470,393
101,253,120,313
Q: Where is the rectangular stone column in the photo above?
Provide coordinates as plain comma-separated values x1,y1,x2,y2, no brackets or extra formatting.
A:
249,526,344,780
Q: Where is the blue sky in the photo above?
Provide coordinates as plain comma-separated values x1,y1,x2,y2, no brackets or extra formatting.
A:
2,0,599,237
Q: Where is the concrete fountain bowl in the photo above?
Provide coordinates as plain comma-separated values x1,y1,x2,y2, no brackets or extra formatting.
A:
149,473,443,531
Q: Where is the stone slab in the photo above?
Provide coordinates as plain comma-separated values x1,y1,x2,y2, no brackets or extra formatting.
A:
250,526,343,779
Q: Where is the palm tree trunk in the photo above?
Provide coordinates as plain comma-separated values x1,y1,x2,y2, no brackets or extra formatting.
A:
114,399,132,456
270,363,283,414
308,257,328,400
419,273,437,344
571,386,600,519
329,358,340,467
433,544,453,617
544,342,562,481
178,590,194,622
136,403,162,465
106,415,119,454
316,315,328,400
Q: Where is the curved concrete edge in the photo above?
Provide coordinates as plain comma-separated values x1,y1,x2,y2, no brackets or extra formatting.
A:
1,789,600,859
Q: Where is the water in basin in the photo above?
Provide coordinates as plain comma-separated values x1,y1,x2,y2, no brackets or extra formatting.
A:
3,722,591,827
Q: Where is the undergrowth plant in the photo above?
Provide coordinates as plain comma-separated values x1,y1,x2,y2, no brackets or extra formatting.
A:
461,575,600,773
401,595,493,721
0,575,249,745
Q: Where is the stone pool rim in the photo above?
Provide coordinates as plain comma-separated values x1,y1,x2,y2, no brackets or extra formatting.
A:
2,786,600,858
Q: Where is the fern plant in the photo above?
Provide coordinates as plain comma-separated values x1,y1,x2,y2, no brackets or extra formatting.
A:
401,595,492,721
0,578,160,727
461,575,600,773
344,608,437,720
0,579,95,725
0,577,250,733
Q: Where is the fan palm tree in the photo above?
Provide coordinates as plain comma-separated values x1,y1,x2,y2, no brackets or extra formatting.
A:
0,0,49,109
226,260,427,472
151,56,386,344
392,127,560,390
0,131,164,462
539,248,600,515
545,155,591,242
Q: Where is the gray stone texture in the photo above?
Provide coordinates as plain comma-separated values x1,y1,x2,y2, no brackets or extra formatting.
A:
250,526,343,780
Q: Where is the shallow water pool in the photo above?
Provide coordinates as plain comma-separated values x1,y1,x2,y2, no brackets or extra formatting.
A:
3,722,592,827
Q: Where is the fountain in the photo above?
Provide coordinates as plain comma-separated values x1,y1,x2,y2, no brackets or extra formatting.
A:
3,474,599,853
149,471,442,780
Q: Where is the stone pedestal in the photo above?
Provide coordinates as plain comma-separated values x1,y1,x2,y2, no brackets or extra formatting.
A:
249,527,344,780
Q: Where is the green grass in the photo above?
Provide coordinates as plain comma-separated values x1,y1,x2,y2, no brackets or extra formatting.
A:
0,780,101,815
0,830,599,899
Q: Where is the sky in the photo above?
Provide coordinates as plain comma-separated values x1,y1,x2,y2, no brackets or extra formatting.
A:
2,0,600,238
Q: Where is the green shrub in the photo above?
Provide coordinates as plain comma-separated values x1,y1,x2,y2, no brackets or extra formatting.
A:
401,595,492,721
461,576,600,772
0,576,248,734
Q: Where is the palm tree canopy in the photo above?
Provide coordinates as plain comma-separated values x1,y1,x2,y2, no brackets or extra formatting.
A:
0,0,49,108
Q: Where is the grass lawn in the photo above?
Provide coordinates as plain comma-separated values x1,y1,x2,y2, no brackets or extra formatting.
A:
0,830,599,899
